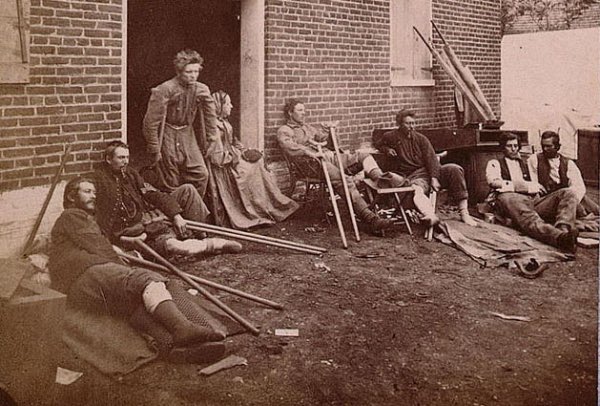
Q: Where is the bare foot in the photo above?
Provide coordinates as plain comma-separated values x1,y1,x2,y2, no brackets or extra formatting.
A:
460,212,478,227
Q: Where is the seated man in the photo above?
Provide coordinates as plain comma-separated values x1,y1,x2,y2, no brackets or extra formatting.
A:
374,109,476,226
277,99,399,233
94,141,241,257
485,132,579,253
528,130,599,217
48,177,225,358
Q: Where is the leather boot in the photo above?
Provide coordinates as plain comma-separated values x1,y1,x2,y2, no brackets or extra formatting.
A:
152,300,225,347
557,228,579,254
357,207,394,232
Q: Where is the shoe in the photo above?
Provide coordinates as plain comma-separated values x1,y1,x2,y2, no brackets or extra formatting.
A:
167,341,226,364
557,228,579,254
359,209,394,232
153,300,226,347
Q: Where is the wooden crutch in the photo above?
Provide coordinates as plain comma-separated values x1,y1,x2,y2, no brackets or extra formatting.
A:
317,143,348,249
329,126,360,242
120,235,261,336
118,251,284,310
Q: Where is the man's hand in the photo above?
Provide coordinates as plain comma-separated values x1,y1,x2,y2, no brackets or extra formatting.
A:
387,149,398,157
431,177,442,192
172,214,187,237
534,183,548,196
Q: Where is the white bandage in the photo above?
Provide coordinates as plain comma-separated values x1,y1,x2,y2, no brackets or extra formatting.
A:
142,281,172,313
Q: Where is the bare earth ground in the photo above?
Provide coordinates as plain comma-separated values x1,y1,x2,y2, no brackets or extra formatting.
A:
47,192,598,406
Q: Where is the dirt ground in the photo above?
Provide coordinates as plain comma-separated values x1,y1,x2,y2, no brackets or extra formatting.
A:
40,190,599,406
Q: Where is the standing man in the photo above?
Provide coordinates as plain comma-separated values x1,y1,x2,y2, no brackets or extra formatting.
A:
374,109,477,226
485,132,579,253
277,99,399,233
143,49,219,198
48,177,225,359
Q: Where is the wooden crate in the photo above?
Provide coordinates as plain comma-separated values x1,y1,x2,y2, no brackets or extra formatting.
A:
0,279,66,405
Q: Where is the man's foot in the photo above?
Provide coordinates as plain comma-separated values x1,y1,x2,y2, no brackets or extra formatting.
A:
460,210,478,227
171,322,226,347
420,214,440,227
204,238,243,255
557,228,579,254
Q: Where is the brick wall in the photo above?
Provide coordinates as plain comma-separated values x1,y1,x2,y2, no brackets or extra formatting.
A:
263,0,501,164
0,0,123,192
507,3,600,34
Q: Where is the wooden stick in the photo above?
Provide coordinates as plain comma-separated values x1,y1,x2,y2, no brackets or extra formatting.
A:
413,27,489,121
317,144,348,249
118,252,284,310
21,145,72,257
182,219,327,253
329,126,360,242
179,222,323,255
425,190,437,241
121,236,261,336
430,20,496,121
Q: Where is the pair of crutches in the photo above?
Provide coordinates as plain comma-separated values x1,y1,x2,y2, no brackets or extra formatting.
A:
119,235,283,336
316,126,360,249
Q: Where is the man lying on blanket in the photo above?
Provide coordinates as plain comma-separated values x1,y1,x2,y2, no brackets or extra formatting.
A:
48,176,226,363
484,132,579,254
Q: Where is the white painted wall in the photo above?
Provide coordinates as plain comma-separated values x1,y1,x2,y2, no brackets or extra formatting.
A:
501,27,600,159
0,182,66,257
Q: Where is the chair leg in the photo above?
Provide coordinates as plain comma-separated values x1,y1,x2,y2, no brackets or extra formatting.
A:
393,193,413,235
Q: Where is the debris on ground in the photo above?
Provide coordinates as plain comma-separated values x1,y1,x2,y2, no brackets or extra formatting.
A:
199,355,248,376
489,312,531,322
55,367,83,385
274,329,299,337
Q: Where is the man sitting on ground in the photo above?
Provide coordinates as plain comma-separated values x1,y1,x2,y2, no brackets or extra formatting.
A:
277,99,402,233
528,130,598,218
48,177,225,361
94,141,241,257
485,132,579,253
374,109,477,227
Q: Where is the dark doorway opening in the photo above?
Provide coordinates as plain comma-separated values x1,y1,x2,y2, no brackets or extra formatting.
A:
127,0,241,165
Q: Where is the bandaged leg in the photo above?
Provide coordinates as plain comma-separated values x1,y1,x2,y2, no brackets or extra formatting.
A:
143,281,172,314
458,199,478,227
165,238,242,256
413,186,439,226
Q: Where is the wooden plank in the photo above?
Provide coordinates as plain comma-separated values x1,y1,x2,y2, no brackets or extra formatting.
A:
0,258,28,301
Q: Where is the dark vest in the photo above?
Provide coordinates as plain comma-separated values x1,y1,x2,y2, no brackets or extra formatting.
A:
498,156,531,182
536,153,569,193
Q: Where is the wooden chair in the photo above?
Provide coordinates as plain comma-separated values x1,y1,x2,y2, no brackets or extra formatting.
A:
283,154,328,204
362,178,415,235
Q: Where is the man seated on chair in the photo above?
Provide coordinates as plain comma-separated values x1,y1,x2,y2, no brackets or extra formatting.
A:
528,130,599,218
485,132,579,253
277,99,402,233
93,141,242,257
374,109,477,227
48,177,225,361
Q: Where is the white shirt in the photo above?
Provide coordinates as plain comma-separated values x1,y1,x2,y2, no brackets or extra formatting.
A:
527,154,586,203
485,156,541,194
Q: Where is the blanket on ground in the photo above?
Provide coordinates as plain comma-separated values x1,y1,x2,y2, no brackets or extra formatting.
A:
435,215,575,268
62,280,244,377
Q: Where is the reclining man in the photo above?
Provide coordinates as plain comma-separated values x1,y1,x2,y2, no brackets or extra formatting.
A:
485,132,579,253
94,141,241,257
48,177,225,361
374,109,477,227
528,130,598,217
277,99,402,233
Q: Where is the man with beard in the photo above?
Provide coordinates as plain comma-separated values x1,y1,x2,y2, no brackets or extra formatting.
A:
94,141,242,257
374,109,477,227
48,177,226,361
527,130,598,217
485,132,579,253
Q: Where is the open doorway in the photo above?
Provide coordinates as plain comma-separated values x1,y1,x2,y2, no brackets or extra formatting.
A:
127,0,242,164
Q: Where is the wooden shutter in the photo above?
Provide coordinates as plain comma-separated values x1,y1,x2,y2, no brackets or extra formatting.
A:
0,0,30,83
